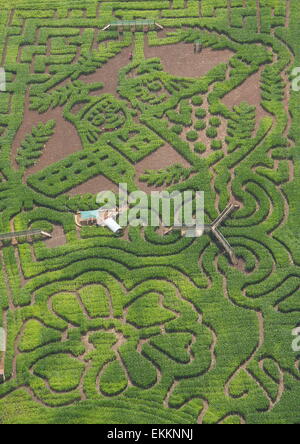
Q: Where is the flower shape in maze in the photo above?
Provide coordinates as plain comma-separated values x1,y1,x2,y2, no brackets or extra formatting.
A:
80,96,127,143
16,275,213,406
133,78,169,105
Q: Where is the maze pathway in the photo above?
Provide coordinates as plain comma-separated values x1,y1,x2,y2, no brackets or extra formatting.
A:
0,0,299,425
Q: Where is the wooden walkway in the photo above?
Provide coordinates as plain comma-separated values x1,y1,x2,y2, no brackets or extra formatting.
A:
164,203,239,265
102,20,164,31
0,229,51,242
210,203,239,265
211,203,239,230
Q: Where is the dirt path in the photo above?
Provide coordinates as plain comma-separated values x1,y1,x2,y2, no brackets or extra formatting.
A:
163,380,179,408
218,413,246,424
95,328,133,397
44,225,66,248
224,312,265,401
13,244,27,288
197,399,209,424
256,0,261,34
258,357,285,410
0,250,15,311
77,332,95,401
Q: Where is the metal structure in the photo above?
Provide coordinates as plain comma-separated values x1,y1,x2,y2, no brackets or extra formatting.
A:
102,20,164,31
164,202,240,265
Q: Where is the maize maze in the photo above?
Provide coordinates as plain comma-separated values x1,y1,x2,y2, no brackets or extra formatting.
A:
0,0,300,424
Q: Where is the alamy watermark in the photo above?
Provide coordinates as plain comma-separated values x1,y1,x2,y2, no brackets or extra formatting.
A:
0,327,5,352
292,327,300,353
96,184,204,231
0,68,6,92
292,68,300,92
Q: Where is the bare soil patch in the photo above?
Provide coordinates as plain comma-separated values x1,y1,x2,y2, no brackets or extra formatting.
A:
80,45,133,96
144,41,234,78
12,103,82,177
236,257,247,273
222,67,270,129
135,144,191,192
12,46,134,180
44,225,66,248
67,174,119,196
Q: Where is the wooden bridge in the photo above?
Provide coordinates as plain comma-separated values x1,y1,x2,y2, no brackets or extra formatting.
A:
0,229,51,243
102,20,164,31
210,203,239,265
164,203,240,265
